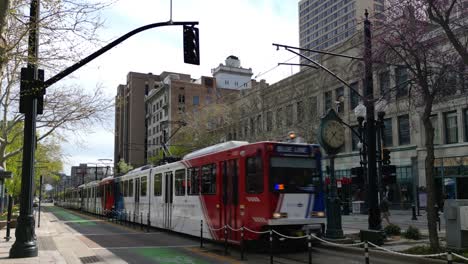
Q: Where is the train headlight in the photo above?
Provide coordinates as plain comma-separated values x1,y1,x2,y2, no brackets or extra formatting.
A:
272,212,288,219
317,211,325,217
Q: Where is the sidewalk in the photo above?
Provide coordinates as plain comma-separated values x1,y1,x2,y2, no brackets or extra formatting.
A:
0,205,126,264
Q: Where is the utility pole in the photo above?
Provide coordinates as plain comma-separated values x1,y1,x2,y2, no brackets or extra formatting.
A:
364,10,381,231
10,0,40,257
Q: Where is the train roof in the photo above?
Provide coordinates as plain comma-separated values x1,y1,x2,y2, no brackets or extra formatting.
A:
183,141,249,160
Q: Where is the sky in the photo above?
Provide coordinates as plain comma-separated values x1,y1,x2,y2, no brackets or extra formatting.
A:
60,0,300,174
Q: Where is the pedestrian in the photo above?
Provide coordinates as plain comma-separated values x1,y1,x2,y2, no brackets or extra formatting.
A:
380,197,391,225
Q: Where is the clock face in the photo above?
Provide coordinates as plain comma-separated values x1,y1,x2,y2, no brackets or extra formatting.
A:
322,120,345,149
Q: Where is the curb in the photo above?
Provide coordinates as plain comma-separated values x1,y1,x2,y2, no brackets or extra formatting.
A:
315,243,450,264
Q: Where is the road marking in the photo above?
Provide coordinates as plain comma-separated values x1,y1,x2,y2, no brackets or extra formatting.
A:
187,247,242,264
90,244,199,250
75,232,162,236
61,219,105,223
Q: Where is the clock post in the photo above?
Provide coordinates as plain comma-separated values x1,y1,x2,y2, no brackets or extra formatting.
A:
318,109,344,239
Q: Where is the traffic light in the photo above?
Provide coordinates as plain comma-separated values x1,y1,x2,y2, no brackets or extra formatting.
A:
350,166,365,185
382,148,391,165
183,25,200,65
382,165,397,185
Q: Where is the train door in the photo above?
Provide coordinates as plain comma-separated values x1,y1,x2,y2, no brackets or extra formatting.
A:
134,177,141,214
163,171,173,229
222,159,239,241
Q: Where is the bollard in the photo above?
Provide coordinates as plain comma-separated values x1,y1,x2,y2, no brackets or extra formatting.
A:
133,211,136,228
140,212,143,230
147,212,150,232
447,251,452,264
412,204,417,220
364,241,369,264
4,195,12,241
269,229,273,264
200,220,203,248
307,230,312,264
240,226,245,260
224,225,228,255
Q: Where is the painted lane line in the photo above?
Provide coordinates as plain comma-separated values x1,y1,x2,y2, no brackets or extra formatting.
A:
75,232,162,236
90,244,199,250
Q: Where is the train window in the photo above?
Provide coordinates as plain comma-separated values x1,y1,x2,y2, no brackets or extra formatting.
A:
154,173,162,196
141,176,147,196
246,156,264,193
124,180,129,197
188,168,200,195
201,164,216,194
129,179,134,197
175,169,186,196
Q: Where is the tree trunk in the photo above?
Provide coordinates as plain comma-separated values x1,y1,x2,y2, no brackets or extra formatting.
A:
422,108,440,251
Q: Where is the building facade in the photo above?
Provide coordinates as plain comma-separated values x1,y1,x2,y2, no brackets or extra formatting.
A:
212,55,253,90
227,31,468,209
114,72,162,170
298,0,384,66
70,164,112,186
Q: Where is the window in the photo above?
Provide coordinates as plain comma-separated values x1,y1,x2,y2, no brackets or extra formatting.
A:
266,111,273,131
465,109,468,142
188,168,200,195
445,111,458,144
430,115,440,145
154,173,162,196
175,169,186,196
383,118,393,147
122,180,127,197
336,87,344,113
324,91,332,111
395,67,408,98
141,176,147,196
276,108,283,128
193,96,199,106
246,156,263,193
297,101,304,123
309,96,318,120
349,82,360,110
379,71,390,99
250,117,255,136
398,115,410,145
286,105,293,126
256,115,262,132
129,179,134,197
351,125,360,151
201,164,216,194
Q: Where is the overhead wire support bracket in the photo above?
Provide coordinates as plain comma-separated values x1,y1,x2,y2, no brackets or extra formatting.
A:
274,43,364,101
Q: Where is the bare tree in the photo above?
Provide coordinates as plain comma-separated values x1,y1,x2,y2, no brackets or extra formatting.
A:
0,0,113,169
426,0,468,65
373,2,465,251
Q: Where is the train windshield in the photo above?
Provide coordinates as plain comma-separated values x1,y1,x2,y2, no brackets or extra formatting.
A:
270,157,320,193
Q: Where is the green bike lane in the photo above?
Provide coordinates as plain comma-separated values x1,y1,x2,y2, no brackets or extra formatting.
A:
43,206,242,264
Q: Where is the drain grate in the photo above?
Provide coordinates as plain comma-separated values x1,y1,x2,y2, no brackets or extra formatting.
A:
79,256,101,264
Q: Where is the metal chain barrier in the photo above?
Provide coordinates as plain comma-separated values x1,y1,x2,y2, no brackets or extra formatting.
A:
368,242,448,258
273,230,308,239
310,234,365,247
452,252,468,261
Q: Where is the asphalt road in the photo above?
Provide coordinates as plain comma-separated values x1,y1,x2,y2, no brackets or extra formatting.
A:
44,206,443,264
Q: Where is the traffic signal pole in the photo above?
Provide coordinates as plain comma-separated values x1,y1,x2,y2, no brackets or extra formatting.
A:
10,1,198,257
10,0,40,257
363,11,382,231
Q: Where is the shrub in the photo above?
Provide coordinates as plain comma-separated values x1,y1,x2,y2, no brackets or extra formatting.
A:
403,225,421,240
384,224,401,236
